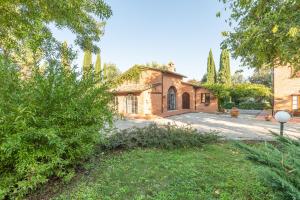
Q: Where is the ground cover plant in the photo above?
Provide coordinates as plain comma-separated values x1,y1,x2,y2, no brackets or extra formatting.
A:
52,143,277,200
0,56,113,199
237,135,300,200
103,124,220,150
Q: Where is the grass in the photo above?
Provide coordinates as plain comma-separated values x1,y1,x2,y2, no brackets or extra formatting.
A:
49,143,277,200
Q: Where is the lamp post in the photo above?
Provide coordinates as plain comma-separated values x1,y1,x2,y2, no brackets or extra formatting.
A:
274,111,291,136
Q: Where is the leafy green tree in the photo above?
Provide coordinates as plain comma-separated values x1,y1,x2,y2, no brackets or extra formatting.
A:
218,49,231,85
221,0,300,70
61,41,70,71
103,63,121,81
231,70,245,85
95,52,102,81
206,49,217,84
201,73,207,83
0,0,112,66
249,68,272,88
83,50,93,77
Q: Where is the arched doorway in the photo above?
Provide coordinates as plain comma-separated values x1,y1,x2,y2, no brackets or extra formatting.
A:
182,92,190,109
167,86,177,110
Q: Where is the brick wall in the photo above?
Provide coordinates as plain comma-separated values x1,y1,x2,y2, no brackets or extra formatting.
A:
274,65,300,112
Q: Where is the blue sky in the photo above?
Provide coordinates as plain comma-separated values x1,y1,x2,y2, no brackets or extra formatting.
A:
52,0,252,80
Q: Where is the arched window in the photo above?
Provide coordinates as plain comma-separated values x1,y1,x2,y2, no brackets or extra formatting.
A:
126,95,138,114
167,87,177,110
182,92,190,109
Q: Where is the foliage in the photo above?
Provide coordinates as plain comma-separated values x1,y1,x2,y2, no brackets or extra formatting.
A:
60,41,71,71
54,144,276,200
237,136,300,200
103,62,121,81
95,53,102,81
201,73,207,83
238,102,271,110
0,56,113,199
230,83,272,104
206,49,217,84
83,50,93,77
218,49,232,85
0,0,112,57
232,70,246,85
103,124,220,150
222,102,235,109
204,83,271,110
220,0,300,71
249,68,272,88
203,83,231,110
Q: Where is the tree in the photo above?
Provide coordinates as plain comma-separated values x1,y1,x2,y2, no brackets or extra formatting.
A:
249,68,272,88
83,50,93,76
0,0,112,66
95,52,102,81
231,70,245,85
201,73,207,83
206,49,217,84
218,49,231,85
103,63,121,81
221,0,300,70
61,41,70,71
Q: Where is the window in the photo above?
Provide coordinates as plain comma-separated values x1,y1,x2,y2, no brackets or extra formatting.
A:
201,93,210,104
114,96,119,111
182,92,190,109
292,95,298,110
126,95,138,114
167,87,177,110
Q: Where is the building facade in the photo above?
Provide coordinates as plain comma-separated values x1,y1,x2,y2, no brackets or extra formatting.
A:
113,64,218,118
273,65,300,115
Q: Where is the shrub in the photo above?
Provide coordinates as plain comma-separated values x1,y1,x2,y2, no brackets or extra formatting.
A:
103,124,220,150
237,136,300,200
222,102,235,109
238,102,271,110
0,57,113,199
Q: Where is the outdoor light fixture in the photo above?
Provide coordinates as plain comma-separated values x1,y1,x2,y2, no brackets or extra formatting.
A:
274,111,291,136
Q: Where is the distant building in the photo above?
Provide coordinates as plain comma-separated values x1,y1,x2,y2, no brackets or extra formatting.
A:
113,63,218,118
273,65,300,116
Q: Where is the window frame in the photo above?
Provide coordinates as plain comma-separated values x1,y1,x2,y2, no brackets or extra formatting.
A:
201,93,211,104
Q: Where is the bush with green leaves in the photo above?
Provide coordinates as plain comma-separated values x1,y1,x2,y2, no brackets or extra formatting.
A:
237,136,300,200
0,56,113,199
238,101,271,110
103,124,220,150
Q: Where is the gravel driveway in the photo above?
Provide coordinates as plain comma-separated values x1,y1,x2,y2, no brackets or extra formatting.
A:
114,112,300,140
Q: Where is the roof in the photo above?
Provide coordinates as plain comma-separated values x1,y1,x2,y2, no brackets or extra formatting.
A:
140,66,187,78
112,83,161,94
181,81,202,88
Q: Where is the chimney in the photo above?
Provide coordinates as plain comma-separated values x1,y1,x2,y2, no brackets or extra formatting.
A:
167,62,176,72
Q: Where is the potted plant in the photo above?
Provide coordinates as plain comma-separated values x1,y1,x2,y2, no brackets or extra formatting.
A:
230,107,240,118
265,114,272,121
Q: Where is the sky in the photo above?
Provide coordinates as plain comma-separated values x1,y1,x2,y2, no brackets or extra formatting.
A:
52,0,253,80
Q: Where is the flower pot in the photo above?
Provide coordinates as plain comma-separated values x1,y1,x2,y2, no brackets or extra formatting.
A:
265,114,272,121
230,107,240,118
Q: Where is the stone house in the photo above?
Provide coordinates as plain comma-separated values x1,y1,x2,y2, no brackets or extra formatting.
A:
273,65,300,115
113,63,218,118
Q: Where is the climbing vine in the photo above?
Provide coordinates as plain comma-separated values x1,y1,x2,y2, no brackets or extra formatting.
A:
112,65,143,86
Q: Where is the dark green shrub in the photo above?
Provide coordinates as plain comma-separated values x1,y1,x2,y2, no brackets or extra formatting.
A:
237,136,300,200
222,102,235,109
238,102,271,110
103,124,220,150
0,57,113,199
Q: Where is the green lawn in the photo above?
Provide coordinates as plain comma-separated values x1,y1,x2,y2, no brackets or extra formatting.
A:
53,143,276,200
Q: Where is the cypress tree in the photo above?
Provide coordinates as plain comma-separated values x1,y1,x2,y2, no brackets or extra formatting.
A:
95,52,101,81
218,49,232,85
83,50,93,77
61,41,70,71
206,49,217,84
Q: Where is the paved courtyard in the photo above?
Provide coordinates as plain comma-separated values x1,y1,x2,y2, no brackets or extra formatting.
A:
115,112,300,140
